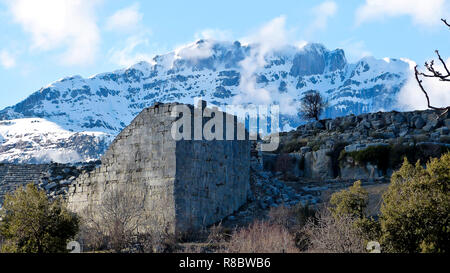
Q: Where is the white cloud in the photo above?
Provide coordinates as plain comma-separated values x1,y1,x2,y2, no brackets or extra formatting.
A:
175,40,215,60
397,58,450,110
305,1,338,36
234,16,290,106
106,3,143,32
356,0,448,26
0,50,16,69
5,0,101,65
108,35,156,67
195,28,233,41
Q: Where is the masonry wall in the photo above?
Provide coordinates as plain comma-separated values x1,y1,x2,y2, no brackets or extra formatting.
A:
68,103,178,233
175,140,250,231
0,164,49,203
67,102,251,234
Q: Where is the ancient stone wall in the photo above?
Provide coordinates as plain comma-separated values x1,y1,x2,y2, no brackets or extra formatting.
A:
0,164,49,203
0,163,97,204
67,102,251,234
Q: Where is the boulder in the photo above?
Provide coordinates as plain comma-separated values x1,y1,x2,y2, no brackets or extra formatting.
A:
414,116,426,129
371,119,385,129
313,121,325,130
304,149,334,180
399,127,409,137
393,114,406,124
300,146,312,154
44,182,57,191
325,120,336,131
359,120,371,130
444,119,450,129
340,160,383,181
437,127,449,135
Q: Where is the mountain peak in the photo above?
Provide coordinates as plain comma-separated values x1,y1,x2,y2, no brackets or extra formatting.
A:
0,40,412,163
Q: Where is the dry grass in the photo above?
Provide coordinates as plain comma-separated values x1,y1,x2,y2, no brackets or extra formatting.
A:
221,221,299,253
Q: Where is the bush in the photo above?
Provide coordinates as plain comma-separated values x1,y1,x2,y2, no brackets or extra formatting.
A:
0,184,79,253
222,221,298,253
328,181,381,245
330,181,368,220
380,153,450,253
281,139,307,153
343,143,450,173
302,209,366,253
348,145,391,172
389,143,450,170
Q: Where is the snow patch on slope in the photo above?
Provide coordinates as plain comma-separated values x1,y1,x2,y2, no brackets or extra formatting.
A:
0,118,111,163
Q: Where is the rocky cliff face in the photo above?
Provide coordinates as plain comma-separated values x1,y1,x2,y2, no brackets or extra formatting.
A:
0,40,411,163
271,110,450,181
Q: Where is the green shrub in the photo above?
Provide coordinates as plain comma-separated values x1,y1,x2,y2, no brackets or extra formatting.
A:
380,153,450,253
281,139,307,153
348,145,391,172
308,139,324,152
388,144,416,169
0,184,79,253
342,143,450,173
329,181,368,220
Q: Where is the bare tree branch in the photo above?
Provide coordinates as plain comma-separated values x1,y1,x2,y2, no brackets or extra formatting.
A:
417,51,450,82
414,66,450,117
442,18,450,28
413,18,450,118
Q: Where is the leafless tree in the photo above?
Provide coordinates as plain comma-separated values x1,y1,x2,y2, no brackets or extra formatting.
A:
302,209,366,253
80,183,150,253
299,91,327,121
414,18,450,117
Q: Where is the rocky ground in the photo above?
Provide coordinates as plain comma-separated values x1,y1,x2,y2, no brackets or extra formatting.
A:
221,109,450,229
268,109,450,182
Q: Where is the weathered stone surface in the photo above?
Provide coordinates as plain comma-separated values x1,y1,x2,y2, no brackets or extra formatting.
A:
67,102,251,234
0,163,96,203
436,127,449,135
371,119,385,129
340,158,383,181
444,119,450,129
313,121,325,130
304,149,334,180
414,116,425,129
300,146,312,154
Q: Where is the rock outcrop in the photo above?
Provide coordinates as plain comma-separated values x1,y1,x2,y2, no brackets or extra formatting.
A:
272,109,450,181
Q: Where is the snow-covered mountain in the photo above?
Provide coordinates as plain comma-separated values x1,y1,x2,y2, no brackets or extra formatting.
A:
0,118,111,163
0,40,412,163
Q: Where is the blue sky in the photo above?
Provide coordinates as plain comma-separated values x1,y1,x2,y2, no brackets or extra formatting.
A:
0,0,449,109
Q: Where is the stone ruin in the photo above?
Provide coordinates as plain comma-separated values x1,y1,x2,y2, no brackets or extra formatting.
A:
67,101,251,234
